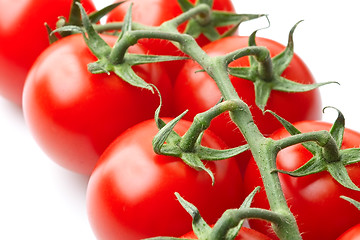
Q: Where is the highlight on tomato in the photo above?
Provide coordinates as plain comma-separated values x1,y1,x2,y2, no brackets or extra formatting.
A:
86,118,244,240
22,33,173,175
243,120,360,240
0,0,96,105
337,223,360,240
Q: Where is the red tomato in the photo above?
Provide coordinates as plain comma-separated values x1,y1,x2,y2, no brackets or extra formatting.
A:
181,226,273,240
106,0,236,81
337,224,360,240
0,0,96,106
173,36,322,169
86,118,244,240
243,121,360,240
22,34,173,175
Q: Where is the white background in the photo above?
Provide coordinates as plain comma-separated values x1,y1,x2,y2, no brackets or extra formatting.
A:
1,1,359,239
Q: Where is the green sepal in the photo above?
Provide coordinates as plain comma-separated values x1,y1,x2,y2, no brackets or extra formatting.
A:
182,153,215,185
340,196,360,210
117,2,133,40
210,186,260,240
125,54,189,66
56,3,187,92
326,106,345,148
152,106,249,184
146,187,260,240
177,0,263,42
267,110,318,154
271,21,301,75
113,63,154,91
197,144,249,161
340,148,360,165
50,0,121,42
145,191,211,240
229,22,337,111
175,192,212,239
45,23,60,44
275,155,325,177
76,2,113,58
268,109,360,191
88,2,125,24
327,162,360,191
152,111,186,154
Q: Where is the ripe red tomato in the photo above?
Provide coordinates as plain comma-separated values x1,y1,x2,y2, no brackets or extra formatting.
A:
106,0,236,81
337,224,360,240
22,34,173,175
0,0,96,106
181,226,273,240
243,121,360,240
86,118,244,240
173,36,322,169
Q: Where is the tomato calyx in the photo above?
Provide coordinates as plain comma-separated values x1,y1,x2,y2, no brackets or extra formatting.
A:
270,107,360,191
46,0,121,44
341,196,360,210
53,3,187,91
145,187,281,240
228,21,337,111
153,99,249,184
177,0,264,42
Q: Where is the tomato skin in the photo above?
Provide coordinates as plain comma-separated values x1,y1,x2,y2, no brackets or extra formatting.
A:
243,121,360,240
181,226,273,239
173,36,322,169
337,224,360,240
106,0,236,81
86,118,244,240
22,34,173,175
0,0,96,106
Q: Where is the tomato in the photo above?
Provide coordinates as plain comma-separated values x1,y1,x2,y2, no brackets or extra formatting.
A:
337,224,360,240
106,0,236,81
243,121,360,240
86,118,244,240
22,34,173,175
181,226,273,239
0,0,96,106
173,36,322,169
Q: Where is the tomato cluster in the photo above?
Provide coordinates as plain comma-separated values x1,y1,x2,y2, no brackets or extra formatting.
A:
1,0,360,240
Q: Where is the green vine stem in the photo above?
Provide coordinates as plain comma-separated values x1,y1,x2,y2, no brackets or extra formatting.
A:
179,100,242,153
55,2,360,239
275,129,341,164
99,4,303,239
73,2,349,238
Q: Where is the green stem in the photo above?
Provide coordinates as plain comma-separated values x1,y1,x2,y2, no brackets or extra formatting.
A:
104,4,303,239
163,3,211,30
276,130,341,163
179,100,242,152
224,46,274,82
163,22,302,239
186,47,301,240
93,21,156,32
209,207,284,240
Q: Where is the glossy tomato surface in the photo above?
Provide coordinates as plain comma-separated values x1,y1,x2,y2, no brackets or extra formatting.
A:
174,36,322,148
106,0,236,81
86,118,244,240
0,0,96,105
181,226,273,240
23,34,173,175
337,224,360,240
244,121,360,240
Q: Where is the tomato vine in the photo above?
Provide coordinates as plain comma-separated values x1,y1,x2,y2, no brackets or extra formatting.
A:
25,1,360,239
